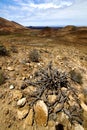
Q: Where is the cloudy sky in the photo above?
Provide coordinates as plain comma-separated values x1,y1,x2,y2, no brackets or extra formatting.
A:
0,0,87,26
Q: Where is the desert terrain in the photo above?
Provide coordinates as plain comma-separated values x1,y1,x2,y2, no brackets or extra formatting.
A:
0,17,87,130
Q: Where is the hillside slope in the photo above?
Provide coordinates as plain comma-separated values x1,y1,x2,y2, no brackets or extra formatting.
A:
0,17,28,34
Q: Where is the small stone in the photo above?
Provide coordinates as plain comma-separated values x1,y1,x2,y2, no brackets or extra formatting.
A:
21,84,27,89
0,93,3,98
12,90,22,100
23,126,34,130
61,87,67,92
17,108,28,120
48,95,57,104
26,63,30,66
80,101,87,111
34,100,48,126
49,113,57,121
56,112,68,122
10,85,15,90
24,109,34,126
4,108,9,115
37,63,41,66
7,67,14,71
30,75,33,79
48,120,55,127
74,124,84,130
22,77,26,81
17,98,26,107
23,86,36,95
54,103,64,113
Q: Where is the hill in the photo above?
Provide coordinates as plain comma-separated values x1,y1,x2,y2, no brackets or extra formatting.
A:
0,17,28,34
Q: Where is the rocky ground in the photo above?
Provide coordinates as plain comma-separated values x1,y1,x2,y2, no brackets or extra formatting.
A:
0,33,87,130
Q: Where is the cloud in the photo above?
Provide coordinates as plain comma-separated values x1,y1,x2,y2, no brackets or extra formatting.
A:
29,1,73,9
0,0,87,26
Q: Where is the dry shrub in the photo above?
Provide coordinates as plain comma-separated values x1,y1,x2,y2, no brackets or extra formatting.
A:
0,70,5,85
10,45,18,53
0,44,8,56
29,49,40,62
69,70,83,84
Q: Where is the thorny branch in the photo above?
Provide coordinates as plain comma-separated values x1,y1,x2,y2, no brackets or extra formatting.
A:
24,62,83,125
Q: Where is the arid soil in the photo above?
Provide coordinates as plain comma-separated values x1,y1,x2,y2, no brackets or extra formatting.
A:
0,26,87,130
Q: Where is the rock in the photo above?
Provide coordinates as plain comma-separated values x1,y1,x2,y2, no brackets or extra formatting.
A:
10,85,15,90
49,113,57,121
4,108,9,115
54,103,64,113
48,120,55,127
17,108,28,120
37,63,41,66
23,86,36,95
74,124,84,130
12,90,22,100
24,109,34,126
30,75,33,79
83,111,87,129
26,63,30,66
17,98,26,107
21,83,27,89
33,126,55,130
48,95,57,104
0,93,3,98
22,77,26,81
80,101,87,111
34,100,48,126
61,87,67,92
7,66,14,71
23,126,34,130
56,112,68,122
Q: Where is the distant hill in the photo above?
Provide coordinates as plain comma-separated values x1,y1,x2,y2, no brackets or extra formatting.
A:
0,17,28,34
38,25,87,44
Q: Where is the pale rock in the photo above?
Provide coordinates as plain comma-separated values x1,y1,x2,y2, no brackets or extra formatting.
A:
17,98,26,107
48,95,57,104
56,112,71,130
22,77,26,80
24,109,34,126
34,100,48,126
17,108,28,120
37,63,41,66
56,112,68,122
78,91,87,110
61,87,67,92
23,126,33,130
54,103,64,113
26,63,30,66
30,75,33,79
12,90,22,100
48,120,55,127
33,126,55,130
7,66,14,71
80,101,87,111
74,124,84,130
10,85,15,90
83,111,87,129
23,86,36,95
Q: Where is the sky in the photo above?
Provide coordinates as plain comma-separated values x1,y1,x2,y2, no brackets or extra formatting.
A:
0,0,87,26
